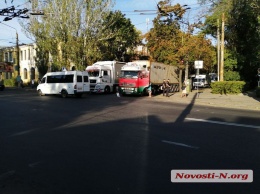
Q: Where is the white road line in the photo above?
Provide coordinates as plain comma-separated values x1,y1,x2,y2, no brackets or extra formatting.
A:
185,118,260,129
28,161,42,168
10,129,35,137
0,170,15,180
162,140,199,149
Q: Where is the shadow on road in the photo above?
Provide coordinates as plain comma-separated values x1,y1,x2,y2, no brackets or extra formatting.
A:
0,88,259,194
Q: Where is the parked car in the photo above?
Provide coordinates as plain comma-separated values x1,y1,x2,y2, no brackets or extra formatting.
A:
0,84,5,91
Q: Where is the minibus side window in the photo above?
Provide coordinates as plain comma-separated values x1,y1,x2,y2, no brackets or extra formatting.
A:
77,75,82,82
41,77,46,83
63,75,73,83
47,75,73,83
84,76,88,82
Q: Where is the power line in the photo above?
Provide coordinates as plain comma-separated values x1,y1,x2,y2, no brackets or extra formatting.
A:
0,1,41,21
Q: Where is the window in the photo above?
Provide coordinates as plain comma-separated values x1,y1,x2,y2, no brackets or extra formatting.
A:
28,49,30,60
87,70,99,77
77,75,82,82
24,50,26,61
24,68,28,79
103,70,108,76
31,67,35,80
4,53,8,62
5,72,12,79
41,77,46,83
20,51,23,61
63,75,73,83
9,52,13,62
84,76,88,82
47,74,74,83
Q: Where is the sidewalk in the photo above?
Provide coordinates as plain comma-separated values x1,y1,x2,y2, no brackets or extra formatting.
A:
153,88,260,111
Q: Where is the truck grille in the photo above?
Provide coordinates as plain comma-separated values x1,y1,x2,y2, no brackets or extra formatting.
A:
120,82,135,87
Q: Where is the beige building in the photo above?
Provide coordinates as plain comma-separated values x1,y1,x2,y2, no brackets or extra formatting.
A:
19,43,39,83
0,43,39,85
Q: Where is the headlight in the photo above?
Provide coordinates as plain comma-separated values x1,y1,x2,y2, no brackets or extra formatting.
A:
95,84,101,89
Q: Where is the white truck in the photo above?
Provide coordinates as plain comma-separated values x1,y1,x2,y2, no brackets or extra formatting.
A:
37,71,90,98
86,61,126,93
192,74,211,88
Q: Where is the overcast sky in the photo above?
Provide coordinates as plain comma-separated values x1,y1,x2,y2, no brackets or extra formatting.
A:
0,0,209,46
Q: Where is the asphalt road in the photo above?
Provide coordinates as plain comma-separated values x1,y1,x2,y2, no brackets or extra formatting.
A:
0,88,260,194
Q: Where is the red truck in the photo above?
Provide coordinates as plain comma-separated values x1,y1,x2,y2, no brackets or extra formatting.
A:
119,60,178,95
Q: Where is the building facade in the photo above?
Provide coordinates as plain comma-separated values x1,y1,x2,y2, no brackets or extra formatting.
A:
0,43,39,85
19,44,39,83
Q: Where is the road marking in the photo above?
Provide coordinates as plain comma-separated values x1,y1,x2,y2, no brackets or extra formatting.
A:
185,118,260,129
28,161,42,168
0,170,15,180
162,140,199,149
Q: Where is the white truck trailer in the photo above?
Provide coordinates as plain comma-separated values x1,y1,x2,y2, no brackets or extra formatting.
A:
86,61,126,93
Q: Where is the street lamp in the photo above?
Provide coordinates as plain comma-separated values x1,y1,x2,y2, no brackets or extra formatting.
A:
0,22,20,76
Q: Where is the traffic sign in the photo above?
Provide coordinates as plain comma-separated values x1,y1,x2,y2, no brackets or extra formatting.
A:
194,61,203,69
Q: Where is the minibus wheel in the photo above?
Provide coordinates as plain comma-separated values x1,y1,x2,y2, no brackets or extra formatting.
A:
38,89,43,96
61,90,68,98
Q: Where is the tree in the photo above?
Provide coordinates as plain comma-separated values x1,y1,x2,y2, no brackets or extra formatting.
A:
21,0,116,72
228,0,260,86
199,0,260,87
146,0,215,88
97,11,142,61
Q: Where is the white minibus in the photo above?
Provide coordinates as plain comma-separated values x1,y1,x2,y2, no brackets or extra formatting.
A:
37,71,90,98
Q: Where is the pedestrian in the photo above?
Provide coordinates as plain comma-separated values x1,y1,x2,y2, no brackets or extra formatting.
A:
181,84,187,98
148,83,152,97
20,79,24,88
31,79,35,89
116,86,120,97
165,79,171,97
162,79,166,96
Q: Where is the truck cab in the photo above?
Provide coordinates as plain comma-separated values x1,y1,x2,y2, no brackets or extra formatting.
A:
86,61,125,93
119,62,149,95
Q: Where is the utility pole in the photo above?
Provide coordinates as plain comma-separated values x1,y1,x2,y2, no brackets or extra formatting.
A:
16,32,20,76
220,13,225,81
217,19,220,81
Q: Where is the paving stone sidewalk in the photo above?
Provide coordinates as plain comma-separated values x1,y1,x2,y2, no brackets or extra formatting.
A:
153,88,260,111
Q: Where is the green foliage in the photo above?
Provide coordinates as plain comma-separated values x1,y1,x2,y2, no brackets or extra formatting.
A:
21,0,140,70
3,78,16,87
211,81,246,94
98,11,141,61
228,0,260,87
224,71,240,81
200,0,260,87
146,0,215,74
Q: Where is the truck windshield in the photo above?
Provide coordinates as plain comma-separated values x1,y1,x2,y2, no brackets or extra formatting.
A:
120,71,139,78
87,71,99,77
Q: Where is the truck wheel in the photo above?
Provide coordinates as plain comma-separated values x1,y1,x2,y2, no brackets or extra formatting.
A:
104,86,110,94
142,88,148,96
61,90,68,98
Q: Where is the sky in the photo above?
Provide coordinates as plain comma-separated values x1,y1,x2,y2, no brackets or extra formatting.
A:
0,0,209,47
